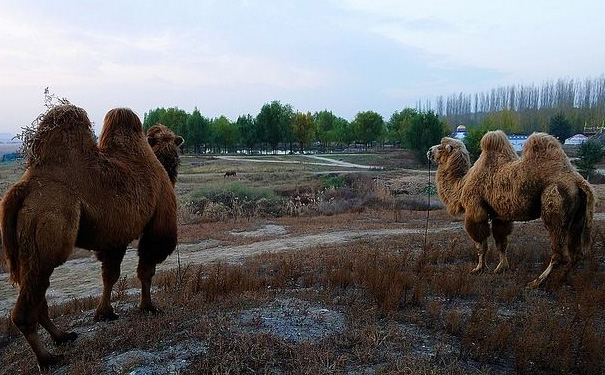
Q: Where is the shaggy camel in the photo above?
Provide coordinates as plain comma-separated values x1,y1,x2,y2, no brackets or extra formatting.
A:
0,105,179,370
427,130,595,287
146,123,184,185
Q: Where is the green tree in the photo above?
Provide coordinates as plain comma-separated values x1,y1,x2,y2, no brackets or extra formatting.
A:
334,117,352,148
212,116,239,153
548,112,572,142
159,107,188,135
314,110,338,150
143,108,167,131
386,108,417,146
256,101,294,153
185,108,210,153
291,112,317,153
236,114,256,153
352,111,384,149
576,139,605,180
403,110,449,163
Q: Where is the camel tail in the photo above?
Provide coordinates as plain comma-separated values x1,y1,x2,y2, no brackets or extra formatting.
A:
578,178,595,250
0,181,28,285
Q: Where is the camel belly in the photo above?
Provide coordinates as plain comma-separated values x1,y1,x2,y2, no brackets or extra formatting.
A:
75,206,153,251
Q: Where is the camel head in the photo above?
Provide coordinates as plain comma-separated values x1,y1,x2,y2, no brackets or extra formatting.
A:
427,137,470,168
146,124,184,185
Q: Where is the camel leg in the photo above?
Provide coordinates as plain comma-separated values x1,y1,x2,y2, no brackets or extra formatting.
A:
527,254,560,288
465,217,491,274
38,299,77,346
492,220,513,274
94,247,126,321
137,218,177,313
12,273,63,370
529,186,569,288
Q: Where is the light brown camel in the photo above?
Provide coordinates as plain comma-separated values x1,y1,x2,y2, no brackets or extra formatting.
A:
0,105,179,370
427,130,595,287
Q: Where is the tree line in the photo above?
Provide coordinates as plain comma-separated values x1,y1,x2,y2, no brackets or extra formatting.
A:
423,76,605,135
143,75,605,163
143,102,448,162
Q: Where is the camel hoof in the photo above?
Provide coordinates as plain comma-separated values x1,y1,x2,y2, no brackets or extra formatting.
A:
37,353,64,372
139,305,161,315
526,279,541,289
54,331,78,346
470,266,486,274
94,310,119,322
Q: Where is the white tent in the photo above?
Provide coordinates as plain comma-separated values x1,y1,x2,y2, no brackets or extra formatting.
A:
564,134,589,145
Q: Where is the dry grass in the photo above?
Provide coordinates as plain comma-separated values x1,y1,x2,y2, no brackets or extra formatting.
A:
2,151,605,374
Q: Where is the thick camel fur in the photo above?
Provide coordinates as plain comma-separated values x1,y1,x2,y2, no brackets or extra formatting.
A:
427,130,594,287
146,123,183,185
0,105,179,370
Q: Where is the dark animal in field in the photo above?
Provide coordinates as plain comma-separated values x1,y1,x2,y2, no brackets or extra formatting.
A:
427,130,594,288
224,171,237,177
0,105,180,370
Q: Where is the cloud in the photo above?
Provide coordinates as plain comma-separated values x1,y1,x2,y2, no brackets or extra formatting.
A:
336,0,605,81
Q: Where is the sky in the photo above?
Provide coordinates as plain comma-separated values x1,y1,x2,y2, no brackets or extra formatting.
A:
1,0,604,137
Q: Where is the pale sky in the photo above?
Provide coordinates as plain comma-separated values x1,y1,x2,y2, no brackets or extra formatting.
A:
1,0,604,136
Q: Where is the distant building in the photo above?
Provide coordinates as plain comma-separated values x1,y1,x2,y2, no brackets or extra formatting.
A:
507,134,528,152
452,125,467,139
564,134,589,145
451,126,529,152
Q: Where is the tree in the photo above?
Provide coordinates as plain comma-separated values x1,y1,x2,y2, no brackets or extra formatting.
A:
291,112,317,153
212,116,239,153
143,108,167,131
576,139,605,180
402,110,449,163
332,117,352,149
352,111,384,149
256,101,294,152
185,108,210,153
158,107,188,135
386,108,417,146
314,110,338,150
548,112,572,142
236,114,256,153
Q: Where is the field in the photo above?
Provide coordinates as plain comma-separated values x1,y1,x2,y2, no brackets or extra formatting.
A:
1,151,605,374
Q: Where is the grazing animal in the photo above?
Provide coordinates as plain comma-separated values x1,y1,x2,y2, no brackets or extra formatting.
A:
224,170,237,177
0,105,179,370
427,130,594,287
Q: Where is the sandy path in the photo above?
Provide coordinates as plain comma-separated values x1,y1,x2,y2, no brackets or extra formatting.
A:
0,224,461,316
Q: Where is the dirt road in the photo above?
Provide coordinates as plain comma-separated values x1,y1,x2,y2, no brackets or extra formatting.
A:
0,223,461,316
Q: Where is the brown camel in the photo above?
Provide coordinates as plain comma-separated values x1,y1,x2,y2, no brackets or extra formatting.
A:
0,105,179,370
427,130,595,287
147,123,184,185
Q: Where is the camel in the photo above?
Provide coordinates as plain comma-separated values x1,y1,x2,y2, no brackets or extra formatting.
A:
427,130,595,288
146,123,184,185
0,105,179,370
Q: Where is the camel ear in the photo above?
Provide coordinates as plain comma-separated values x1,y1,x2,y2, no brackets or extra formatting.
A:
445,144,453,153
175,136,184,147
147,136,157,147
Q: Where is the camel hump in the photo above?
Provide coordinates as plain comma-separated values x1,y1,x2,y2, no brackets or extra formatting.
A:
480,130,515,154
522,132,565,159
27,104,96,165
0,181,30,285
